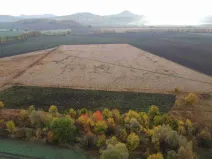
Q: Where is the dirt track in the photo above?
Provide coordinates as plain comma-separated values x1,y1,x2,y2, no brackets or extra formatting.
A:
0,44,212,93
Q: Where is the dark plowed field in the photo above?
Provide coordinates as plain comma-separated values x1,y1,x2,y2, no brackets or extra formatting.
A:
0,32,212,75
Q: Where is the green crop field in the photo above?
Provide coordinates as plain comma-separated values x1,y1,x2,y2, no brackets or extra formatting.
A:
0,138,87,159
0,86,175,112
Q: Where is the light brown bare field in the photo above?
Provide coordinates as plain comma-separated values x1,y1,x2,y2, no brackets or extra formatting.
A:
0,44,212,93
0,48,55,89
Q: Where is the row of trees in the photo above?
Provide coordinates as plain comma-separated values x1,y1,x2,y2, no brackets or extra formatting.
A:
0,98,211,159
0,30,71,44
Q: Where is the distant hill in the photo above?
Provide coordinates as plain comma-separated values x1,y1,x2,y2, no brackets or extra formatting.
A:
0,19,85,31
19,14,56,19
0,14,55,22
202,16,212,25
56,10,144,27
0,15,22,22
0,11,145,27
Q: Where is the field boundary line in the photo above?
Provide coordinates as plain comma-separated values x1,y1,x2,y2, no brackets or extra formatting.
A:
0,47,58,89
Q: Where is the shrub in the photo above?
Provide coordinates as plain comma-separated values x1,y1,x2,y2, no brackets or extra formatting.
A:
148,105,160,120
78,108,88,116
117,128,128,142
19,109,29,121
69,108,77,118
28,105,35,113
125,110,141,123
14,128,25,138
19,109,30,127
112,109,121,123
35,128,42,139
107,118,115,128
152,125,180,152
0,101,4,108
6,120,16,134
94,121,108,134
174,88,180,93
177,120,186,135
139,112,149,128
46,131,54,143
127,132,140,151
197,129,212,148
29,110,43,128
103,108,113,119
185,119,193,137
166,150,177,159
147,153,164,159
80,132,96,149
177,141,195,159
96,134,106,148
107,136,118,146
25,128,34,139
128,118,140,133
165,131,179,149
48,105,58,113
153,114,172,126
50,117,76,144
184,93,198,105
78,114,94,132
100,142,129,159
169,118,179,131
41,113,53,127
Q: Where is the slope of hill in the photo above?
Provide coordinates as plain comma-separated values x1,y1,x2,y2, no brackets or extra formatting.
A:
0,15,21,22
19,14,55,19
55,10,144,27
0,11,145,27
0,19,85,31
0,14,55,22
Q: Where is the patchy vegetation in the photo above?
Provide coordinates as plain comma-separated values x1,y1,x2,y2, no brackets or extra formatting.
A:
0,99,211,159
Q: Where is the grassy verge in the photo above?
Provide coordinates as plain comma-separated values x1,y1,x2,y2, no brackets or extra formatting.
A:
0,86,175,112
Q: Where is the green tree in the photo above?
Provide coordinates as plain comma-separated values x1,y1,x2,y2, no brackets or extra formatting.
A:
148,105,160,121
50,117,76,144
101,142,129,159
94,121,108,134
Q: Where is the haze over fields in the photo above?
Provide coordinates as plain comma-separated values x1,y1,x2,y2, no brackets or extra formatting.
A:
0,0,212,25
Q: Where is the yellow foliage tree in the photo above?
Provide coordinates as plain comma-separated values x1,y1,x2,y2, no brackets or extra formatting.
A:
69,108,77,118
6,120,16,134
0,101,4,108
127,132,140,151
48,105,58,113
147,153,164,159
103,108,113,119
184,93,198,105
94,121,108,134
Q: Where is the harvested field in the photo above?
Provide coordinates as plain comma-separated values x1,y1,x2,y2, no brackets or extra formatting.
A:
0,44,212,93
0,48,55,89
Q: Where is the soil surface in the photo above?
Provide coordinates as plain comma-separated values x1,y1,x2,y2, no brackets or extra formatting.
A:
0,44,212,93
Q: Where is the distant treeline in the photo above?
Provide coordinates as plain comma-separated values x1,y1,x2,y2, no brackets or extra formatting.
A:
0,29,71,44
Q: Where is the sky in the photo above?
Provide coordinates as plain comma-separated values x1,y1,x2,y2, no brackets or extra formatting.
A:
0,0,211,25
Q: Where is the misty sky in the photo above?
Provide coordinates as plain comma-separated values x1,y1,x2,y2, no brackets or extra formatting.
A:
0,0,211,25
